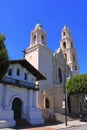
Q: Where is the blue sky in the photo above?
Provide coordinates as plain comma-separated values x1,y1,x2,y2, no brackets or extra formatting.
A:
0,0,87,74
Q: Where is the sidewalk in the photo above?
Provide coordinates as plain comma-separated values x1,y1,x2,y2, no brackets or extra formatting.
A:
47,120,87,130
0,120,87,130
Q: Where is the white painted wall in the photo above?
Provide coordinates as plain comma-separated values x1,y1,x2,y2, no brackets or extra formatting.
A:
25,44,53,90
39,45,53,89
5,64,36,83
25,46,39,70
0,63,44,127
25,44,53,109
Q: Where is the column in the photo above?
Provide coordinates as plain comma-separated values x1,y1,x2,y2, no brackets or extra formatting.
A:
42,89,46,109
43,97,46,109
4,85,10,110
51,95,54,111
33,90,38,107
5,85,10,110
28,90,33,107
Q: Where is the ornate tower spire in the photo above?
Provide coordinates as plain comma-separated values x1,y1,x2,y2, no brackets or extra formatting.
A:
60,25,79,76
61,25,71,38
30,23,47,47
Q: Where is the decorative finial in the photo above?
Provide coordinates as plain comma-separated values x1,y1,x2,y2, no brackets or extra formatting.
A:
63,19,68,29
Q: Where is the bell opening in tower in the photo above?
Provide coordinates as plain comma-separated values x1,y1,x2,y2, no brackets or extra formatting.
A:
34,35,36,44
63,31,66,36
41,35,44,44
63,42,66,49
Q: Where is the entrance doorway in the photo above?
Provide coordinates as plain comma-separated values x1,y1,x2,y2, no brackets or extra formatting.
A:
12,98,22,119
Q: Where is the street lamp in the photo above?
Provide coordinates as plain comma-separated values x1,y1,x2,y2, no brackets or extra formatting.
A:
64,75,70,126
63,73,67,126
64,82,67,126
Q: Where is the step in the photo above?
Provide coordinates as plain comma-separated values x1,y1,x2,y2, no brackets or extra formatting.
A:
15,119,30,127
55,113,73,123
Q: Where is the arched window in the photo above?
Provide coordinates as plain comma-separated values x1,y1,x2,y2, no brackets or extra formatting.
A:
63,42,66,48
45,98,50,108
71,42,73,48
41,35,44,44
75,66,77,70
64,53,67,60
8,68,12,76
73,54,75,62
24,73,28,80
16,68,20,76
34,35,36,44
58,68,62,83
63,31,66,36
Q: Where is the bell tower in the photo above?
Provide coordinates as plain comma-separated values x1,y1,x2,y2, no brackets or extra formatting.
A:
30,23,47,47
25,23,53,109
25,23,53,88
60,25,79,76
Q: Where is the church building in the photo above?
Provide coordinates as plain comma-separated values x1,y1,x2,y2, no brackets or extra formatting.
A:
0,23,80,128
0,59,46,128
25,23,79,114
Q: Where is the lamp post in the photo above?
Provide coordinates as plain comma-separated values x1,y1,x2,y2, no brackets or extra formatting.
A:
64,85,67,126
63,73,67,126
63,74,70,126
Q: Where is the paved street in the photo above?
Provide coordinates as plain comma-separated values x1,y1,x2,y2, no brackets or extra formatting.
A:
62,124,87,130
0,120,87,130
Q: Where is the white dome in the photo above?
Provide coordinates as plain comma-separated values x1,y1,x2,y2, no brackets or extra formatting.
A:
35,23,43,29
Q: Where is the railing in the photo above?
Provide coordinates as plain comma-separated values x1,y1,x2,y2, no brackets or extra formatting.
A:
1,76,36,89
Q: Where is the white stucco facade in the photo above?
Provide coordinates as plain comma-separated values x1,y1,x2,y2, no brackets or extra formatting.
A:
0,24,80,128
25,24,79,113
0,59,45,128
25,44,53,90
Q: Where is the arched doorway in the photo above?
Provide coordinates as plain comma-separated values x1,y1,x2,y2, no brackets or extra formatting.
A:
45,98,50,108
12,98,22,119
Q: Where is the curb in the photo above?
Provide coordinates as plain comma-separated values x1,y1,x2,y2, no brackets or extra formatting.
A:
47,120,87,130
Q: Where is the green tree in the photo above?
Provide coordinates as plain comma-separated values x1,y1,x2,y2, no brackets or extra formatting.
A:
0,35,9,80
66,74,87,95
